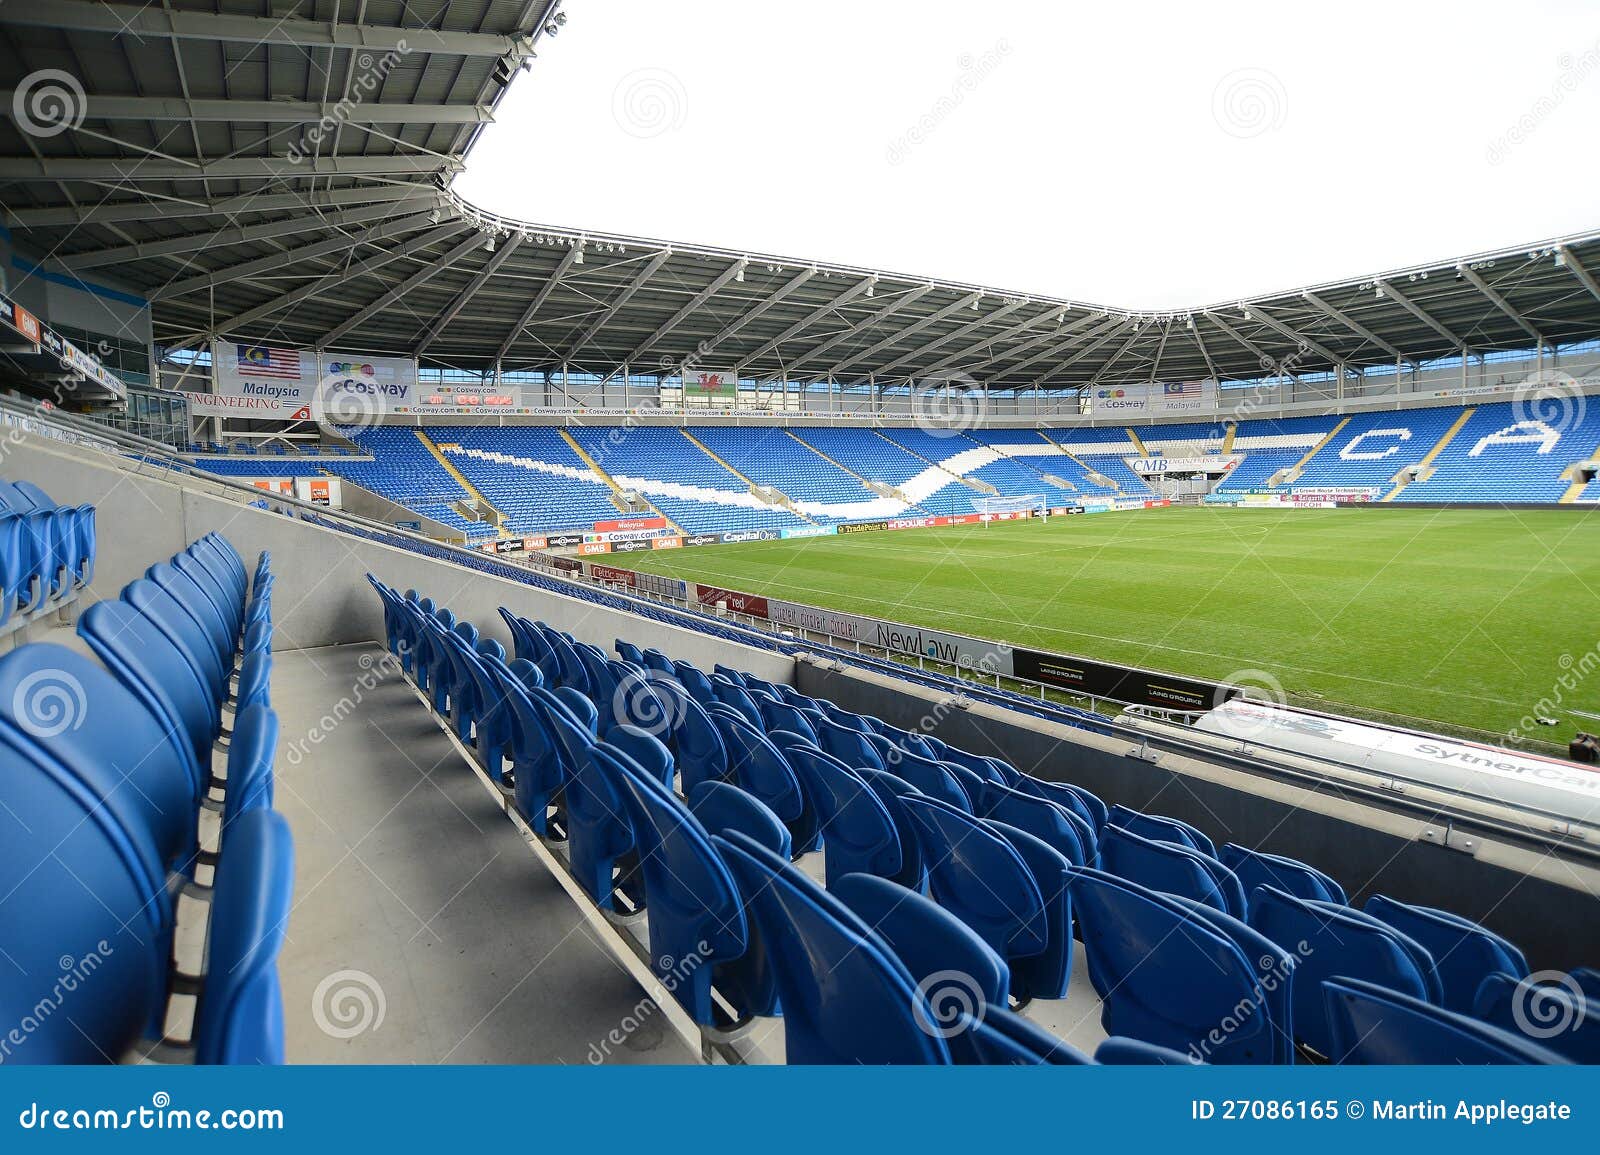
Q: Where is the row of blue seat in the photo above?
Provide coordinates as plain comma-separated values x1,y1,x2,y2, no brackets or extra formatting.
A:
370,581,1598,1064
0,479,95,632
0,533,291,1065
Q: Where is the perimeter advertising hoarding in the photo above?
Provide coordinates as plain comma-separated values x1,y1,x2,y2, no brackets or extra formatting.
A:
719,529,780,544
595,516,667,533
590,564,637,586
764,597,1013,674
837,520,888,534
1010,648,1228,711
780,525,837,540
694,585,770,616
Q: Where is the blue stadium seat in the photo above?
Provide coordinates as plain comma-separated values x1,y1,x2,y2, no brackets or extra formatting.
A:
1326,977,1569,1065
1219,843,1347,906
1364,894,1528,1013
784,743,901,886
712,831,951,1064
946,1004,1093,1065
1249,885,1439,1058
194,809,294,1065
1100,823,1245,916
1106,804,1217,857
1472,973,1599,1063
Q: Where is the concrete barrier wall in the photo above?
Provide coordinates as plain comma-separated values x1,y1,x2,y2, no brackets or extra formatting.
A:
7,432,794,683
798,658,1600,971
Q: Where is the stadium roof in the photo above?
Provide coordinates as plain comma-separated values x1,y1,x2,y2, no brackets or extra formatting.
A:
4,3,1600,390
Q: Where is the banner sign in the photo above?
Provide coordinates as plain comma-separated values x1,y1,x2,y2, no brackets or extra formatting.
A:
652,536,684,550
682,368,738,400
214,342,318,407
480,537,533,555
547,533,585,547
590,564,637,586
685,533,721,547
320,353,416,413
695,585,770,616
1011,648,1228,711
578,541,611,556
611,539,654,554
181,391,311,420
719,529,781,544
1085,380,1216,416
780,525,837,540
0,293,41,346
595,516,667,533
837,520,888,534
1129,455,1241,474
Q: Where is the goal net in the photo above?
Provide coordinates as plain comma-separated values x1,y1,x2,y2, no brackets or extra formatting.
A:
971,494,1046,516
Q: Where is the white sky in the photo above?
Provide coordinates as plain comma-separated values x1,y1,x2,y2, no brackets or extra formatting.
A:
455,0,1600,309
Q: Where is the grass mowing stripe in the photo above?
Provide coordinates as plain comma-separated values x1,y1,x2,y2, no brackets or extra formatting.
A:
622,506,1600,745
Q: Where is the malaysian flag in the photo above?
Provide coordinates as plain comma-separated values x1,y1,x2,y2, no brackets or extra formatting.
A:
238,345,302,380
1164,381,1202,397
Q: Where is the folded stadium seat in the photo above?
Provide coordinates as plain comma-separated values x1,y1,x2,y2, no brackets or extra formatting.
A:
0,643,199,879
784,744,902,887
608,754,748,1025
986,822,1075,1002
497,608,557,680
123,578,229,698
712,831,952,1064
901,794,1049,967
726,725,822,854
831,872,1010,1007
1094,1037,1201,1065
149,562,236,667
79,601,221,800
0,723,173,1063
686,781,788,1019
710,673,765,729
1472,974,1599,1063
1325,977,1569,1065
501,681,571,838
936,760,993,808
565,739,647,910
1070,868,1293,1064
640,647,676,676
979,783,1093,868
222,704,279,830
193,809,293,1065
1105,803,1217,857
1219,843,1347,906
673,694,731,795
1249,886,1439,1059
852,767,930,891
1364,894,1529,1013
1101,824,1246,916
882,748,971,810
537,624,590,694
758,697,819,744
671,660,719,708
1016,776,1105,833
465,650,523,778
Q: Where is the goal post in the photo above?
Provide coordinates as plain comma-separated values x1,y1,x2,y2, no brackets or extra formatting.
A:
971,494,1048,522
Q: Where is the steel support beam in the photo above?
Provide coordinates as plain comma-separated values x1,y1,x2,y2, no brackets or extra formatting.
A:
763,284,935,381
1,185,438,229
414,235,525,357
0,92,494,124
155,210,440,299
495,247,582,363
1300,290,1408,361
874,297,1029,377
1373,279,1474,351
826,291,984,375
917,307,1063,377
0,155,450,180
568,249,673,358
1558,246,1600,306
322,231,490,346
1241,305,1346,366
691,267,818,364
1455,264,1543,343
734,276,876,375
0,3,535,58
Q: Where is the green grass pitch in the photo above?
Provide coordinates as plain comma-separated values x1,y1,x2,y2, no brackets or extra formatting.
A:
623,505,1600,746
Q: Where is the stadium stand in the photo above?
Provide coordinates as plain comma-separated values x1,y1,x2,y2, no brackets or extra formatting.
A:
355,565,1588,1065
0,516,287,1064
